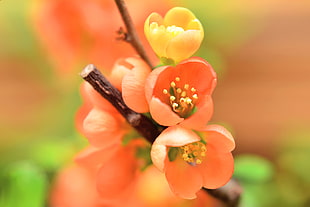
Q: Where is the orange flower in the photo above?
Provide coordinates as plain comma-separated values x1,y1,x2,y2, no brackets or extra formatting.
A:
133,166,220,207
151,125,235,199
145,57,217,130
144,7,204,64
74,138,150,206
49,164,102,207
31,0,172,75
76,82,129,148
109,56,152,113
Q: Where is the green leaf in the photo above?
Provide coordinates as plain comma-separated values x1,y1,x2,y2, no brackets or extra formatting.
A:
234,154,274,183
0,162,48,207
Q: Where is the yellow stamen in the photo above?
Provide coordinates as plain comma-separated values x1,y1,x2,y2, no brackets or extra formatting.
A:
162,77,199,117
180,142,207,165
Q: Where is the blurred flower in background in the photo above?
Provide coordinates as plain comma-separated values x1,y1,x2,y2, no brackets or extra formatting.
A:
0,0,310,206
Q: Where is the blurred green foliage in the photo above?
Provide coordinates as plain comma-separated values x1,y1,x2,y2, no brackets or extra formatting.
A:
0,162,48,207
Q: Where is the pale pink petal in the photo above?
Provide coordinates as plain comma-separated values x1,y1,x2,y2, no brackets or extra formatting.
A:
149,97,184,126
197,147,234,189
203,125,235,153
122,57,151,113
145,66,168,103
109,58,132,91
165,157,203,199
82,108,123,148
151,142,168,172
155,126,200,147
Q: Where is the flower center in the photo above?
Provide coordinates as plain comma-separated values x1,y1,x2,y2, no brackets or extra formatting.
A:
162,77,198,118
166,25,185,37
150,22,184,38
180,142,206,165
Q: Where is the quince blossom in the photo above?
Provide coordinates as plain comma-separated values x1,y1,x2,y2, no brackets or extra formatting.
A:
75,139,146,203
151,125,235,199
76,82,129,148
144,7,204,63
144,57,217,130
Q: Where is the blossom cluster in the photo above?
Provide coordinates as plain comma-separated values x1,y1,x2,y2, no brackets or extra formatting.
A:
52,6,235,207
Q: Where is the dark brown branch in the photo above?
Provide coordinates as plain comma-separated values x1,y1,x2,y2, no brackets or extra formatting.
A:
80,64,242,206
80,64,160,143
114,0,154,68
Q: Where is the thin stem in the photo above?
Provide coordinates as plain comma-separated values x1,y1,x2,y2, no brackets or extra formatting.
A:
80,64,242,206
114,0,154,68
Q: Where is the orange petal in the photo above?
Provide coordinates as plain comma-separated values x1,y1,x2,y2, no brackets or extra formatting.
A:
75,145,119,169
109,58,132,91
122,57,151,113
197,147,234,189
145,66,168,103
203,125,235,152
49,165,99,207
180,95,213,130
177,58,217,95
82,108,123,148
75,103,91,135
166,30,203,62
96,145,138,198
165,157,203,199
151,142,168,172
149,97,184,126
163,7,196,29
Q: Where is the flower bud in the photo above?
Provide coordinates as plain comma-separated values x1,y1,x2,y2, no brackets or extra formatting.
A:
144,7,204,64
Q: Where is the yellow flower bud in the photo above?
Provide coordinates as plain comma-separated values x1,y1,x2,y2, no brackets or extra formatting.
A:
144,7,204,64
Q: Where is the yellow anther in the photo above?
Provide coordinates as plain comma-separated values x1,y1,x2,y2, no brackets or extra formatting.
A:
172,103,179,110
181,91,187,97
166,25,185,37
186,98,192,104
166,78,199,117
180,142,206,164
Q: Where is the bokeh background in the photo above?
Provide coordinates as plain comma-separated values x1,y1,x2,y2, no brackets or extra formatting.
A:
0,0,310,206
